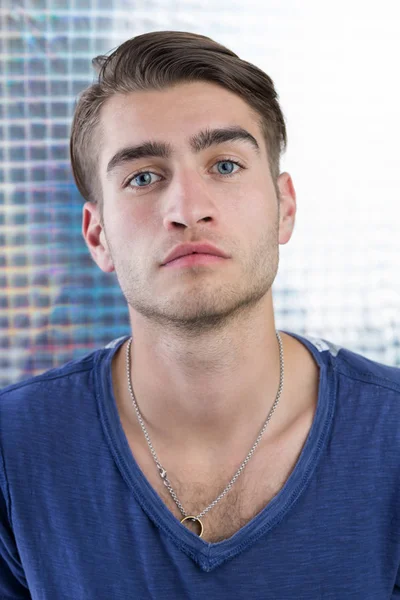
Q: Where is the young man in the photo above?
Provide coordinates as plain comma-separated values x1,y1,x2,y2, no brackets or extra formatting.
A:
1,31,399,599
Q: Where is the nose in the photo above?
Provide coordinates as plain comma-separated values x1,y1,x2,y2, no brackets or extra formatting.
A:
162,168,219,231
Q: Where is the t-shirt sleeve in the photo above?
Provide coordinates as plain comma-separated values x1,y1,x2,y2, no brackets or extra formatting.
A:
0,444,31,599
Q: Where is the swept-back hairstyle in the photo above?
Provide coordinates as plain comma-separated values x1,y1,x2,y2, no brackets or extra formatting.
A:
70,30,287,206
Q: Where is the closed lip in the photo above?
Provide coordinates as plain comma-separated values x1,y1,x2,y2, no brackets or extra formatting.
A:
161,242,229,266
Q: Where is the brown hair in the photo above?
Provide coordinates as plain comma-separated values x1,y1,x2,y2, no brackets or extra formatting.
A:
70,30,287,207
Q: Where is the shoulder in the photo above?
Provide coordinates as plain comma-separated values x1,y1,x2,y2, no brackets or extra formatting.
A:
0,335,127,414
289,332,400,471
287,330,400,447
326,338,400,395
289,331,400,395
0,348,96,406
335,345,400,393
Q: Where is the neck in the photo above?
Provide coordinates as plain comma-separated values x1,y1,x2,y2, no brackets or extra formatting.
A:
113,294,298,453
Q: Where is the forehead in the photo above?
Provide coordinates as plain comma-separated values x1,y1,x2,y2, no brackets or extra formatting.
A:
98,81,264,155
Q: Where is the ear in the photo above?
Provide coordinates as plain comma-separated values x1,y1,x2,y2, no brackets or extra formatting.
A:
277,172,296,245
82,201,115,273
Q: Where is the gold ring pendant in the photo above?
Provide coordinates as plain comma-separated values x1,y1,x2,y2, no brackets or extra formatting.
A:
180,516,204,538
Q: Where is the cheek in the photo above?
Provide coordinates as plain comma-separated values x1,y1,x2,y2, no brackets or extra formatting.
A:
235,188,275,235
104,195,157,243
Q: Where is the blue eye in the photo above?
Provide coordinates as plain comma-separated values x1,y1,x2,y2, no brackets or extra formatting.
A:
129,172,161,187
126,159,243,190
215,160,241,175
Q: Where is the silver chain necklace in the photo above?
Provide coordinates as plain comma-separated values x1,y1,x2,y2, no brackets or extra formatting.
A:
125,330,284,538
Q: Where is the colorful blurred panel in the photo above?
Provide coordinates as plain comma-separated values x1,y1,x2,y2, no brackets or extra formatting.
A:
1,2,131,386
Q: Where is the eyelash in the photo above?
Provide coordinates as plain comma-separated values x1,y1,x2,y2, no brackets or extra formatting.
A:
124,158,246,190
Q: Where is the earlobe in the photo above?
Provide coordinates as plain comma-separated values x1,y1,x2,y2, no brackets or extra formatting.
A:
82,201,115,273
277,172,296,245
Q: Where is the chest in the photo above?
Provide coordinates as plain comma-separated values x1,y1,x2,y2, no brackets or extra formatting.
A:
156,465,289,543
124,416,312,543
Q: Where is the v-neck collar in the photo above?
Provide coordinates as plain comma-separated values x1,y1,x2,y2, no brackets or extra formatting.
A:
96,331,336,571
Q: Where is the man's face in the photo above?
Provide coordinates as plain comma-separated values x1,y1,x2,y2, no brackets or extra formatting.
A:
85,81,295,332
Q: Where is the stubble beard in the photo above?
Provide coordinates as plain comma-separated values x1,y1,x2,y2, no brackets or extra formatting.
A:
107,225,280,336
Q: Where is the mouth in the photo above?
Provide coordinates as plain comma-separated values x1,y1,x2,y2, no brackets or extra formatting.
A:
162,252,227,268
161,242,230,266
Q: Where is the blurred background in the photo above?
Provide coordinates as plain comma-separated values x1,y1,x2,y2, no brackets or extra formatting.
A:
1,0,400,387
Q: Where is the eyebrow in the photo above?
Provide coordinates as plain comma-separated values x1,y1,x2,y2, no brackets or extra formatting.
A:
106,126,260,176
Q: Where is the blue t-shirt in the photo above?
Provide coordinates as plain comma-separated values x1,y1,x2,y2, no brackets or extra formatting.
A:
1,331,400,599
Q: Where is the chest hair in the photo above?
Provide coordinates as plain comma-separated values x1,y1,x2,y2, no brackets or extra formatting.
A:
156,466,287,543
